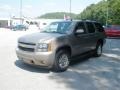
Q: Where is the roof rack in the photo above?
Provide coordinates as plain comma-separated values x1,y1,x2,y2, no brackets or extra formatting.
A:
81,19,97,22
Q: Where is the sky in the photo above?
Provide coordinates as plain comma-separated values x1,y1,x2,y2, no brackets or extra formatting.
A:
0,0,102,18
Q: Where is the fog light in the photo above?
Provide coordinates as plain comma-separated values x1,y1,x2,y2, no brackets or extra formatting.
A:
30,60,34,64
41,61,45,64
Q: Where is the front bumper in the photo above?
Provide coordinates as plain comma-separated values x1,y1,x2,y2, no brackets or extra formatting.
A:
16,48,55,68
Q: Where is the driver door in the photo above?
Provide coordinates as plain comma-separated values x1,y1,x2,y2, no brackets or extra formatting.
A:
71,22,89,55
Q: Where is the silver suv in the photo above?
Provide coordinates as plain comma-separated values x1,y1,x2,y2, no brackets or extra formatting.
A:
16,20,106,72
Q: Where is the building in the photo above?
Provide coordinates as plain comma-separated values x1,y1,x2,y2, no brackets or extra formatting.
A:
0,17,63,29
0,18,11,28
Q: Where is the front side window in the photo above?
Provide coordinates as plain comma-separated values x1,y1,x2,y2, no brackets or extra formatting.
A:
42,22,72,34
75,22,86,34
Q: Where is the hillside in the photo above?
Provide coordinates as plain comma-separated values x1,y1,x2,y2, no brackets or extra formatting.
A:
38,12,77,19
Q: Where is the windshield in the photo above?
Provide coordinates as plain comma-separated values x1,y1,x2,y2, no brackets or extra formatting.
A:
105,25,120,30
111,26,120,30
42,22,72,34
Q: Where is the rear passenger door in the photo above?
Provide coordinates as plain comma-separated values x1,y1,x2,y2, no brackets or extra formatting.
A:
85,22,98,50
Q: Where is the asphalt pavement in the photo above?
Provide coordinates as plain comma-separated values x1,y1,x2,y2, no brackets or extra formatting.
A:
0,30,120,90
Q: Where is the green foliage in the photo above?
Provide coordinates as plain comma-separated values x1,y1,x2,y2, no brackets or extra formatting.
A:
38,12,77,19
76,0,120,25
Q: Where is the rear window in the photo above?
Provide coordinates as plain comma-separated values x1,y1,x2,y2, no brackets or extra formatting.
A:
95,23,104,32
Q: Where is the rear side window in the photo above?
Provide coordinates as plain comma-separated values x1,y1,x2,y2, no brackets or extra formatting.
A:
95,23,104,32
86,22,95,33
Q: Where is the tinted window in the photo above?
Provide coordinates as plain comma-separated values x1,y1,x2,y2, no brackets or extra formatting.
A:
86,22,95,33
95,23,104,32
75,22,86,34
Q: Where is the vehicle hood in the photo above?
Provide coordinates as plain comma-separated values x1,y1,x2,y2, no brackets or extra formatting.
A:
18,32,65,44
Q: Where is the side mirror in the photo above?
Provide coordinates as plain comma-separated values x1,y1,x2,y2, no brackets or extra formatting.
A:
75,29,84,35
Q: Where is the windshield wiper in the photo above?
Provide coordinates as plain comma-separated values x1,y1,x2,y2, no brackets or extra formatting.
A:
41,31,65,34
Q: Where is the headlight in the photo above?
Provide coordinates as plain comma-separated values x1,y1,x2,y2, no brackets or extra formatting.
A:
36,43,51,52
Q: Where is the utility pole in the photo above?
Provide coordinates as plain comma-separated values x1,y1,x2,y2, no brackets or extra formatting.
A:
69,0,72,20
105,0,109,26
20,0,23,24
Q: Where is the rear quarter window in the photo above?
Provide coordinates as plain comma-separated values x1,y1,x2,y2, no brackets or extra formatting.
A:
94,23,104,32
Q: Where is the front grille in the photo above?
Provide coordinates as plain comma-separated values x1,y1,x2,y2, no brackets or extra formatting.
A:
19,42,36,46
18,46,35,52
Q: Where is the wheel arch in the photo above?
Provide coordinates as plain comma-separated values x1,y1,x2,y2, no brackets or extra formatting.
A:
56,45,72,56
97,39,104,46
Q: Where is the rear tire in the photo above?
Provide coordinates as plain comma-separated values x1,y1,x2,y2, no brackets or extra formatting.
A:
94,43,103,57
52,50,70,72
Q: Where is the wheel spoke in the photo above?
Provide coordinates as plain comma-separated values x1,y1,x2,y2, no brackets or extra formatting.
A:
59,54,69,69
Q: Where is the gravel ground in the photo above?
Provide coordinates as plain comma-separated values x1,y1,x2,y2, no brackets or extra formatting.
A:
0,30,120,90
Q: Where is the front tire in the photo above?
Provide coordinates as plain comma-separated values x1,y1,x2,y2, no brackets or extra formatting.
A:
52,50,70,72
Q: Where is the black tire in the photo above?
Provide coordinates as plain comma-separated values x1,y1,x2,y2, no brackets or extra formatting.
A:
94,43,103,57
52,50,70,72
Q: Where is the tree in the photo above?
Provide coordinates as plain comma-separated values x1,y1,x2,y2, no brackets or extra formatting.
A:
76,0,120,25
